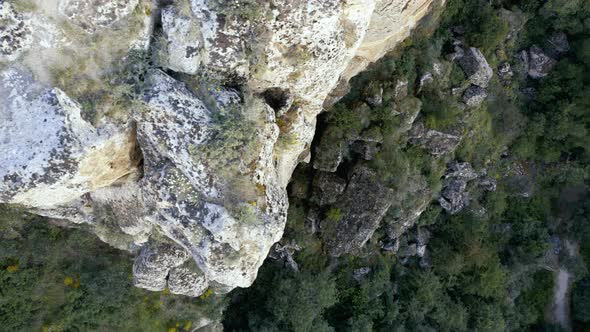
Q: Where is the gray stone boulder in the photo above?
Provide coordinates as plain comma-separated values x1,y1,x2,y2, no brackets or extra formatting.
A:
312,172,347,206
58,0,140,33
547,32,570,56
445,161,478,181
527,45,556,79
438,161,478,214
438,161,497,214
313,128,344,172
0,66,139,208
477,176,497,192
160,5,203,75
322,166,395,257
409,122,462,156
447,44,465,62
459,47,493,88
463,85,488,107
439,178,470,214
168,260,209,297
499,8,527,43
505,175,534,198
305,208,320,235
394,78,409,101
0,2,33,61
417,228,431,246
269,241,301,272
136,69,287,290
363,81,383,107
381,239,399,252
498,62,513,82
418,72,434,92
398,97,422,132
133,240,196,292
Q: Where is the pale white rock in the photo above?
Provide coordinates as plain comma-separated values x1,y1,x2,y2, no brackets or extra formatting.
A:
463,85,488,107
135,69,286,289
1,0,444,297
133,240,191,292
168,260,209,297
137,70,217,198
0,1,33,61
160,5,203,74
90,181,153,249
459,47,493,88
58,0,140,33
0,66,138,208
343,0,446,81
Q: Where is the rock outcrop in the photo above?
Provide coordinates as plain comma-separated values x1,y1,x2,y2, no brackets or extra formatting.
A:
525,45,557,79
458,47,493,88
322,166,395,257
0,0,443,296
409,122,462,156
438,161,496,214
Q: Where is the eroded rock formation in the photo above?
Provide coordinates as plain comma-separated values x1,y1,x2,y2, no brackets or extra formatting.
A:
0,0,443,296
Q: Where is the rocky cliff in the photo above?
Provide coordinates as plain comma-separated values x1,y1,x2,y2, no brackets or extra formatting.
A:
0,0,443,296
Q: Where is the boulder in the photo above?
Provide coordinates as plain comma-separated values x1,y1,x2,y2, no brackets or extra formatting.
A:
381,239,399,252
462,85,487,107
439,178,470,214
394,78,409,101
409,122,462,156
418,72,434,92
269,241,301,272
505,175,534,198
313,128,344,172
459,47,493,88
168,260,209,297
160,5,203,75
416,228,431,246
0,66,139,208
477,176,497,192
133,240,194,292
0,2,33,61
305,208,320,235
498,62,513,81
136,69,287,290
447,44,465,62
323,166,395,257
363,81,383,107
499,8,527,42
445,161,478,181
398,243,417,258
387,177,432,240
58,0,140,33
398,97,422,132
547,31,570,56
528,45,556,79
312,172,347,206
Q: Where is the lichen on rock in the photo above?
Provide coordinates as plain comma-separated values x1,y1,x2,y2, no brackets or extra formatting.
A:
0,0,443,297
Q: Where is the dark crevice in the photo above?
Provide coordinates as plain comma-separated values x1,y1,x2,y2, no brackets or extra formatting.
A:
261,87,291,113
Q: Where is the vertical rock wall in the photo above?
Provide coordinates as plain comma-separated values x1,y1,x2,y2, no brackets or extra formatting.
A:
0,0,442,296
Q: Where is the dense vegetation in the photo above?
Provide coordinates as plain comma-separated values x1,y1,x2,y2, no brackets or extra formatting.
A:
0,206,225,331
3,0,590,331
225,0,590,331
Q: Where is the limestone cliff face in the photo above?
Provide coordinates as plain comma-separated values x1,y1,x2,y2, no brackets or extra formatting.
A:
0,0,441,296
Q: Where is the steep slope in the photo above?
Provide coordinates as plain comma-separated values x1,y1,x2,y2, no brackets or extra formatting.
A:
0,0,444,296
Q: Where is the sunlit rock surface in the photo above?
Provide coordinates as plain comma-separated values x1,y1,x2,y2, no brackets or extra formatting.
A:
0,0,442,296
